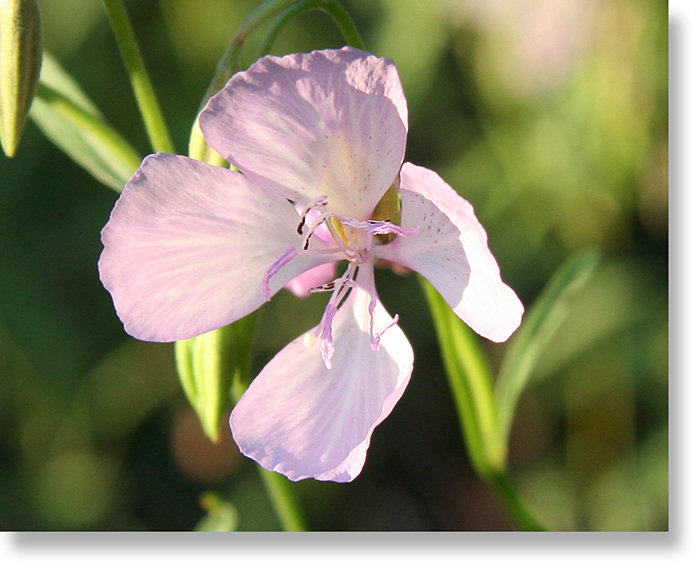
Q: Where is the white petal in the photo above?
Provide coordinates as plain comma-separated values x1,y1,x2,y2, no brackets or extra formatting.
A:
230,265,413,482
99,154,339,342
200,47,407,219
378,163,524,342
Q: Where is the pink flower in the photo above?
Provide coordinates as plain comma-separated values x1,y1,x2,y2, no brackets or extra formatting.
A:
98,47,523,482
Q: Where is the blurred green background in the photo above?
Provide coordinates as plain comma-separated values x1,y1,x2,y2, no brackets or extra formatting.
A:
0,0,667,531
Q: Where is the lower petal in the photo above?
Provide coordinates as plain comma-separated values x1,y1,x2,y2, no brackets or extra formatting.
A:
230,265,413,482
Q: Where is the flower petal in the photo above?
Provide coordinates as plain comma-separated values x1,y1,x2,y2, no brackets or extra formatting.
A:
99,153,340,342
378,163,524,342
200,47,407,219
230,265,413,482
285,262,338,297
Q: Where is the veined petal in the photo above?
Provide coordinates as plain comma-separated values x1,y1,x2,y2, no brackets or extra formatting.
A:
378,163,524,342
99,153,339,342
230,264,413,482
200,47,407,219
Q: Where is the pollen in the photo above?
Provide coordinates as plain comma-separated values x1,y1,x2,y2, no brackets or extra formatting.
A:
303,332,318,348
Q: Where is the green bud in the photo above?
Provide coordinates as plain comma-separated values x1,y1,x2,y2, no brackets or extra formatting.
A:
371,183,402,244
0,0,42,157
174,315,256,442
195,492,238,532
175,327,236,443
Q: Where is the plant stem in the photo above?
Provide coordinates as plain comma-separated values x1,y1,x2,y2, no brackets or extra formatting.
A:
487,471,545,531
102,0,175,154
258,0,364,58
257,466,308,531
420,277,545,530
419,277,503,476
197,0,300,112
189,0,301,162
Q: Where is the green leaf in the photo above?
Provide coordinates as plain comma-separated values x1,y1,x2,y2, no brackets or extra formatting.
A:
494,250,602,447
28,53,141,191
195,492,238,532
419,277,504,476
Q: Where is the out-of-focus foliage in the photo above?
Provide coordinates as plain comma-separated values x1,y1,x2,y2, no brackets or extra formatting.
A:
0,0,667,530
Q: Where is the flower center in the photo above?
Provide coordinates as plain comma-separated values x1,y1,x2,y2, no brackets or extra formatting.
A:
262,191,418,369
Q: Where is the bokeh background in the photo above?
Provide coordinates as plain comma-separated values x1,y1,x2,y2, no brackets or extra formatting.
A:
0,0,667,531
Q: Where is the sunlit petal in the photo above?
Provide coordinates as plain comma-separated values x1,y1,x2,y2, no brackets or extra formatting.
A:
230,265,413,482
99,154,339,342
200,47,407,219
378,163,523,342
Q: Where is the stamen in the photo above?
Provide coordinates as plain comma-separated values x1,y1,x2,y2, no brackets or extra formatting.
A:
317,303,338,369
302,211,333,250
368,294,399,351
312,263,359,368
339,217,419,238
308,281,337,293
297,195,329,235
262,246,297,300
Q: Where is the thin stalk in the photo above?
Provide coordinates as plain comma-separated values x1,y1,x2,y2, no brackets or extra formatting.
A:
258,0,364,58
102,0,174,153
197,0,300,112
419,277,503,476
487,471,545,531
420,277,544,530
189,0,300,163
257,466,308,531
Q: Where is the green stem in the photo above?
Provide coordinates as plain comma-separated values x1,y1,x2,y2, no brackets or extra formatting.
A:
196,0,299,112
420,277,545,530
189,0,364,164
102,0,175,153
419,277,503,476
189,0,301,163
487,471,545,531
258,0,364,58
256,466,308,531
230,313,258,402
32,82,142,190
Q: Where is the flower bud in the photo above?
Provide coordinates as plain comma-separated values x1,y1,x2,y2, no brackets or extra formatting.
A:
175,325,238,443
0,0,42,157
371,183,402,244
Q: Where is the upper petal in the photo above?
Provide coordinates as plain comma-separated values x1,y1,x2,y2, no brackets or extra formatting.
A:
200,47,408,219
99,153,340,342
230,264,413,482
378,163,524,342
